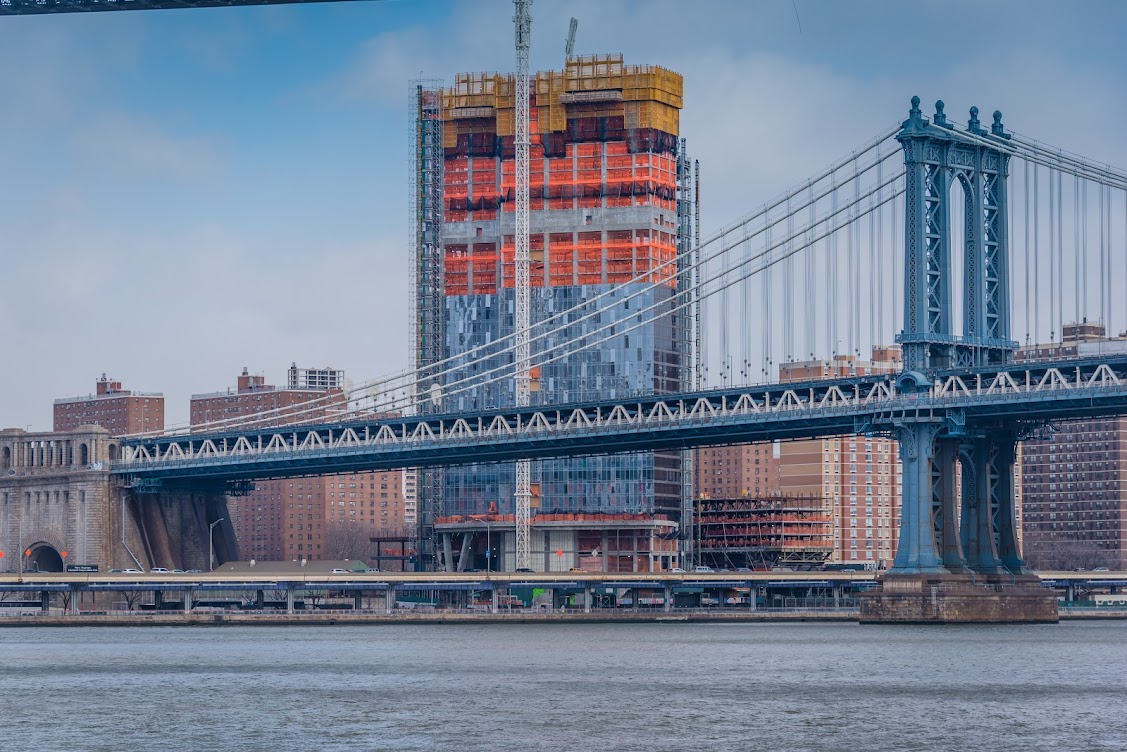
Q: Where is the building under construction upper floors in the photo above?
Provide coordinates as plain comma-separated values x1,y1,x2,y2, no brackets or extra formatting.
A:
411,54,695,536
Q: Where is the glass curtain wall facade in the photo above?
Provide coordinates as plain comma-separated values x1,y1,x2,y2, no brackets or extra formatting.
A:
431,55,691,531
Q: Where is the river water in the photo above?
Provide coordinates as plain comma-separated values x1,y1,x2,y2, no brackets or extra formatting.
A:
1,622,1124,751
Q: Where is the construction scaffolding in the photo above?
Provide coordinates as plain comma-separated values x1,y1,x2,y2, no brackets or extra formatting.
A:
694,495,834,570
409,80,445,570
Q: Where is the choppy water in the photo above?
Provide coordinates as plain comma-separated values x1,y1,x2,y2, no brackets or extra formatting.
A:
1,622,1124,751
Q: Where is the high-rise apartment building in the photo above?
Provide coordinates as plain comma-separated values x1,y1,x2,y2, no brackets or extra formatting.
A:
777,348,902,566
1017,322,1127,569
695,443,779,499
414,55,694,571
190,367,406,564
54,374,164,435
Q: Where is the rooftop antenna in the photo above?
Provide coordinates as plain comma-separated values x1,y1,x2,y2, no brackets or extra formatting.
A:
565,17,577,58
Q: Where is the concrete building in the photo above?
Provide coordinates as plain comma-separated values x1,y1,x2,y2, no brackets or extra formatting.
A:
54,374,164,435
0,426,231,572
695,443,779,500
777,349,903,566
191,367,406,565
1017,322,1127,569
413,55,693,570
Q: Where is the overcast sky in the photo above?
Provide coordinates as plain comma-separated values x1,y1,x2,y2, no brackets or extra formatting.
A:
1,0,1125,430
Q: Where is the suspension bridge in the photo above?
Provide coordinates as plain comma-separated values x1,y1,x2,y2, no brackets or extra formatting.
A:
97,96,1127,587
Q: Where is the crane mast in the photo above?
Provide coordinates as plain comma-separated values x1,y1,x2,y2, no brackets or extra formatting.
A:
513,0,533,571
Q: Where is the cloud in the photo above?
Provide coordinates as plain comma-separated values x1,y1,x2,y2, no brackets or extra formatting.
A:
69,112,226,184
2,0,1127,432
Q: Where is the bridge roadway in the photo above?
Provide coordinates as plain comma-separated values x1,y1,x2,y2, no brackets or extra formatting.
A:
0,0,361,15
116,355,1127,483
0,570,1121,593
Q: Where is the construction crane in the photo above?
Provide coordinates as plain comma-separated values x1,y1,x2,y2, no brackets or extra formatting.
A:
565,17,578,58
513,0,533,571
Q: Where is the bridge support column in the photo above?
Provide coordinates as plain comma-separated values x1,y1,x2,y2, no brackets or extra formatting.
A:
385,585,395,614
889,422,946,574
256,590,265,609
991,433,1029,575
583,584,592,613
183,589,192,613
155,590,164,611
491,587,498,614
663,584,673,613
936,440,968,572
41,591,50,612
286,588,295,615
962,439,1005,575
353,591,363,611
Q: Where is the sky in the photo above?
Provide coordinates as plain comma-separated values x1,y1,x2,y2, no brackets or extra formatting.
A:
1,0,1125,430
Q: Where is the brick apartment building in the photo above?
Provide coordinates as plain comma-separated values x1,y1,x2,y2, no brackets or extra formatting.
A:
54,374,164,435
695,443,780,499
190,366,406,565
1017,322,1127,569
776,348,902,566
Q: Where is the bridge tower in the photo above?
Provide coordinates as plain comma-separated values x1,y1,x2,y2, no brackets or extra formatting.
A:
888,97,1026,579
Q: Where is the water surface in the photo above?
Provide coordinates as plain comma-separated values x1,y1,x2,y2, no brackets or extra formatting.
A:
1,622,1124,751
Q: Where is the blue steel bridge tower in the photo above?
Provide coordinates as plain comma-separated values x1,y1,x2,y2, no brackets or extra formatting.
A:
888,97,1025,577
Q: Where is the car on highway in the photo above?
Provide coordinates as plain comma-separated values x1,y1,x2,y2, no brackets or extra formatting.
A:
150,568,170,574
123,568,144,574
669,567,686,573
693,565,715,573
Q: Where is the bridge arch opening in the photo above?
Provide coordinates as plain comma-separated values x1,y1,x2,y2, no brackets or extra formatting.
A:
26,544,64,573
1,446,9,469
108,444,119,462
79,443,89,466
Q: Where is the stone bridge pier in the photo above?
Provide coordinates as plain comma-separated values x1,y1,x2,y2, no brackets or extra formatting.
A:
1,426,236,572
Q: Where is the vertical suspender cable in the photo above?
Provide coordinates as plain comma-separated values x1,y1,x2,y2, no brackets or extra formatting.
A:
1083,180,1088,322
1057,170,1063,341
892,174,900,344
786,196,794,363
1075,174,1081,328
865,169,874,354
830,171,838,356
741,222,751,383
849,156,859,356
763,220,772,380
876,144,885,349
1049,169,1056,341
1100,182,1107,326
829,172,838,360
1024,160,1031,343
720,228,730,385
1033,162,1040,342
807,182,816,359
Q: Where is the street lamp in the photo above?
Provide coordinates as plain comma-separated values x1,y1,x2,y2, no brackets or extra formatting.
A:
209,518,225,572
485,520,492,573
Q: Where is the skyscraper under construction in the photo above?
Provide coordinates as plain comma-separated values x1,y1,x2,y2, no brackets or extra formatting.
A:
411,55,695,571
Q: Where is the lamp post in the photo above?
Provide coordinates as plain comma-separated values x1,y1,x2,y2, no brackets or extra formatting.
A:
485,520,492,573
209,518,225,572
